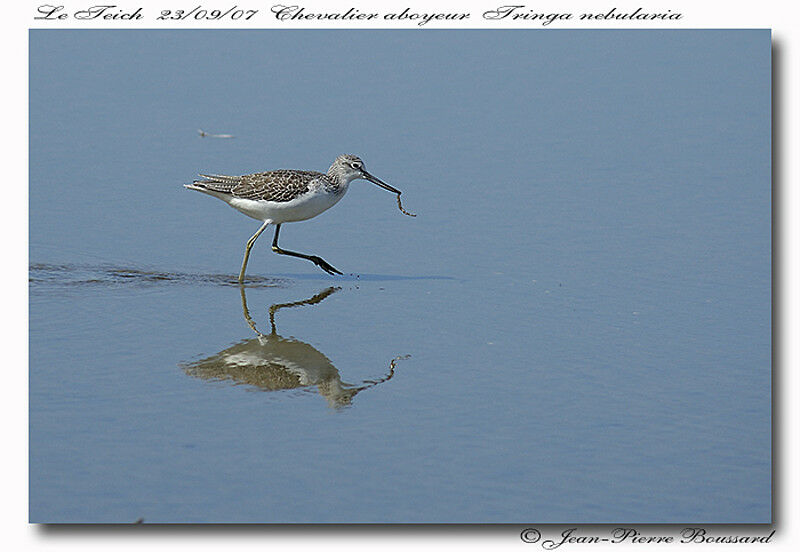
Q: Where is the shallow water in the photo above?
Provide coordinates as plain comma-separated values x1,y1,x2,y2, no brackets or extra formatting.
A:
29,30,770,522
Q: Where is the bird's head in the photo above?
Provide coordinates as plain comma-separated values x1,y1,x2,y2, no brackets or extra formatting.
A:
328,154,401,193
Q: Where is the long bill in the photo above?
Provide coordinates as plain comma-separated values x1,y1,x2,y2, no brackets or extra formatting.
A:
363,171,402,195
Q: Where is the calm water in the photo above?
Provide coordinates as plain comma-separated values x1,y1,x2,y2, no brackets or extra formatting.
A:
29,30,771,523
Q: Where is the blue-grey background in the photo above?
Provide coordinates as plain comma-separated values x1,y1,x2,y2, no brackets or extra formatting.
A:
29,30,771,523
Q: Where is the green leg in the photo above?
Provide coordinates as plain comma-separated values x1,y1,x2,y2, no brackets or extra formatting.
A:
239,220,270,284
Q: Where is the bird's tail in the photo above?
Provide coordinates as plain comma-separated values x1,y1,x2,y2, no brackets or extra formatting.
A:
185,174,242,194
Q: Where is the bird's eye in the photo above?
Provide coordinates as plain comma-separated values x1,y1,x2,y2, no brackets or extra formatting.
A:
351,163,361,169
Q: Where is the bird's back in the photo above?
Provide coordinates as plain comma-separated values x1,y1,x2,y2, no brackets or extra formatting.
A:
192,169,326,203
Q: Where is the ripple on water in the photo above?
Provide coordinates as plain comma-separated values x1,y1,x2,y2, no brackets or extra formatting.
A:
28,263,291,290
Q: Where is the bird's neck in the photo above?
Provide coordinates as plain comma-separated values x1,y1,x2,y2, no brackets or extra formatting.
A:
325,171,355,192
326,169,340,185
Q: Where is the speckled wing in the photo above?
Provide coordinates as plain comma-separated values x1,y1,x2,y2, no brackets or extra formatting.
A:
193,173,242,193
231,170,323,202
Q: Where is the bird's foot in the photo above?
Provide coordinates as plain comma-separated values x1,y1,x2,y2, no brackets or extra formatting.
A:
311,256,343,275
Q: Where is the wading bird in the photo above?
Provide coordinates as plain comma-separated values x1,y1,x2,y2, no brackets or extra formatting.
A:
185,154,407,282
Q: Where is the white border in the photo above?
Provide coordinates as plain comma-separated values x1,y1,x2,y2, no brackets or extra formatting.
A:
20,1,795,29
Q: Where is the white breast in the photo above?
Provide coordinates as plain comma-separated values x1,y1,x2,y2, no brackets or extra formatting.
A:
226,182,349,223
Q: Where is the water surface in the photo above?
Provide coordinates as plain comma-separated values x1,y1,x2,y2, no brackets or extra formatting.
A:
29,30,771,523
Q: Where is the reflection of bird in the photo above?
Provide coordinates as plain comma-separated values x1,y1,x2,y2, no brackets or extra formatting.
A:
181,286,405,409
185,155,404,282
